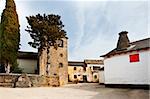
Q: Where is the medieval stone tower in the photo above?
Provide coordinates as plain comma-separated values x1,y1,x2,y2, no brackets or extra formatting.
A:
39,37,68,85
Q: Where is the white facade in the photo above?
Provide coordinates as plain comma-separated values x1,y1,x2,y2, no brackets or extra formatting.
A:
104,50,150,85
86,64,103,82
17,59,37,74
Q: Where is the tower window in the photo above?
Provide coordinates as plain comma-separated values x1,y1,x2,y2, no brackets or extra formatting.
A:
59,63,63,68
60,53,63,57
58,40,63,47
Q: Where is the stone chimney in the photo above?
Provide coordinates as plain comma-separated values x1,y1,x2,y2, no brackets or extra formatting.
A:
116,31,130,51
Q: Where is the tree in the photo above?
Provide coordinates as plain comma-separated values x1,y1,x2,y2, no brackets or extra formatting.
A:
0,0,20,73
26,14,67,75
26,14,66,49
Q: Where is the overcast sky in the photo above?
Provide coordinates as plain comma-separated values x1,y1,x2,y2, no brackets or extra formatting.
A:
0,0,149,61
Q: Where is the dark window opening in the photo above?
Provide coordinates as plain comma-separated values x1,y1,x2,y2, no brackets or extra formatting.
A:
93,66,100,70
60,53,63,57
54,73,57,76
94,75,97,79
58,40,63,47
74,75,77,79
59,63,63,68
0,64,5,73
74,67,76,70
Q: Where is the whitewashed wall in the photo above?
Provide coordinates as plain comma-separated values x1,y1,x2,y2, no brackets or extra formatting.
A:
17,59,37,74
86,64,103,82
104,50,150,85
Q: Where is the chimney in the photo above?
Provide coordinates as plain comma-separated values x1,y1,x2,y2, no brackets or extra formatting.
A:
116,31,130,51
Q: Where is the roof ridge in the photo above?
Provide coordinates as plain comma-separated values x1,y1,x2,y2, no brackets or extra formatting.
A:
130,37,150,44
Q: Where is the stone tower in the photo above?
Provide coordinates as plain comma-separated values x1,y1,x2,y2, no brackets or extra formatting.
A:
39,37,68,85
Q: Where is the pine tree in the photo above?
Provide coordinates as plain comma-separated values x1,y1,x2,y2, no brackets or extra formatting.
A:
0,0,20,73
26,14,66,49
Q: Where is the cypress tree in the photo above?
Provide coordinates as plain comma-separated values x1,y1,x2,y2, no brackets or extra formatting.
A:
0,0,20,73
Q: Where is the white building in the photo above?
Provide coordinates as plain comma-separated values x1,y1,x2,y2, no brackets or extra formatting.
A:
84,60,104,83
101,31,150,88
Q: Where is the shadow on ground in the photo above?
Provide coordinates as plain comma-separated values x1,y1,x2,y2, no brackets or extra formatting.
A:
91,88,149,99
63,83,149,99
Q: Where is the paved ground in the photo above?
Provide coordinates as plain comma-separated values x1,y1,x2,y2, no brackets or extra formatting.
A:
0,83,149,99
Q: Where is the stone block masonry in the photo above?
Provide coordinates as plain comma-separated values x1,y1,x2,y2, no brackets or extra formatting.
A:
0,73,59,87
39,37,68,86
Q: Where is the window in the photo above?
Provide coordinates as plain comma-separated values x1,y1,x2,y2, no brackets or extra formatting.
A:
94,75,97,79
93,66,100,70
54,73,57,76
48,41,53,46
60,53,63,57
57,40,63,47
129,54,140,62
59,63,63,68
74,67,76,70
74,75,77,79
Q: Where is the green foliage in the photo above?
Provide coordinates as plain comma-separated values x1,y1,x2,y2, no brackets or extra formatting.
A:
0,0,20,71
11,63,23,73
26,14,66,49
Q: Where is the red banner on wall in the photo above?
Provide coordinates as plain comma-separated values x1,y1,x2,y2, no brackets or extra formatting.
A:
129,54,140,62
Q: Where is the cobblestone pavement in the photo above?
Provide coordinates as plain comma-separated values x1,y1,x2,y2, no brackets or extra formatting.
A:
0,83,149,99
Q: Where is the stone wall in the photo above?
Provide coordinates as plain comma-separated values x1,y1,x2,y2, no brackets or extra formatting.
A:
0,74,17,87
39,47,47,75
0,73,59,87
56,38,68,85
48,38,68,85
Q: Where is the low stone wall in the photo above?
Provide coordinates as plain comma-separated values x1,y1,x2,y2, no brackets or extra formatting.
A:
0,73,59,87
